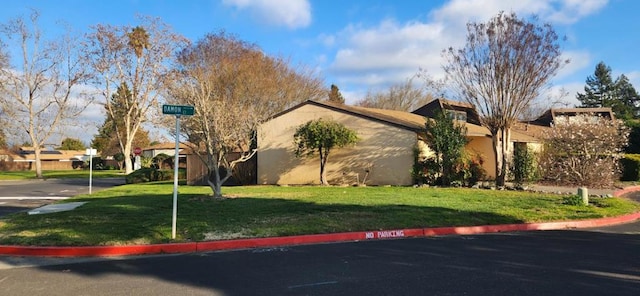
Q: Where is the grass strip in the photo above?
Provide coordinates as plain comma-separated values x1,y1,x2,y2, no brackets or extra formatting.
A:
0,184,638,246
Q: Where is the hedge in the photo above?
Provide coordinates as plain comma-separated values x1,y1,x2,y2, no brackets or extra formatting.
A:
621,154,640,181
125,168,186,184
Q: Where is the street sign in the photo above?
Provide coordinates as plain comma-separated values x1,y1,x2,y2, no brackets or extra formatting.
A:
162,104,194,116
162,104,196,240
134,147,142,155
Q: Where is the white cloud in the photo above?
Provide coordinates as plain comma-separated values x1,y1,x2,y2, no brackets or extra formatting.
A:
324,0,610,103
547,0,609,24
222,0,312,29
556,50,592,80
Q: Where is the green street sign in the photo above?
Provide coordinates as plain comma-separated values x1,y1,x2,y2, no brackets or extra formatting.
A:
162,104,194,116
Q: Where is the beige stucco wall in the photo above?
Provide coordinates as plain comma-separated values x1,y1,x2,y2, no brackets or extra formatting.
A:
466,136,496,178
258,104,418,185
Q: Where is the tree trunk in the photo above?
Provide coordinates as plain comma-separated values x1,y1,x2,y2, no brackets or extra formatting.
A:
498,128,512,187
319,149,328,185
491,131,502,186
123,143,133,174
34,147,43,179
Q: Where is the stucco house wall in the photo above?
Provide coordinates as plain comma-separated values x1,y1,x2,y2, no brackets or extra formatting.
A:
258,103,419,186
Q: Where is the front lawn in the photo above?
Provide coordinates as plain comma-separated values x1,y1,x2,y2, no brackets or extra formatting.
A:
0,170,123,180
0,184,638,246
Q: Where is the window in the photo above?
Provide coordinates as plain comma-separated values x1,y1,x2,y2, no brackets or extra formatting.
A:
445,110,467,122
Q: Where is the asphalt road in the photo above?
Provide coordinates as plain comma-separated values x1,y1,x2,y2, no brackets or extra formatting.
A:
0,228,639,296
0,178,125,217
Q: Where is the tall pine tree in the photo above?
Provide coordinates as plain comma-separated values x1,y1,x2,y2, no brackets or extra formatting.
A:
577,62,615,108
577,61,640,119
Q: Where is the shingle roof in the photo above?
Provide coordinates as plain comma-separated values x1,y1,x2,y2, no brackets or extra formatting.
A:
268,100,541,143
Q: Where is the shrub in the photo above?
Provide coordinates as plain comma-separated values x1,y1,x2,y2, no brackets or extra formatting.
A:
620,154,640,181
625,120,640,154
424,111,468,186
538,115,629,188
511,144,538,186
125,168,186,184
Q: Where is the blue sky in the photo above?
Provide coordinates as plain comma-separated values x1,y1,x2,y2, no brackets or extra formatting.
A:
1,0,638,142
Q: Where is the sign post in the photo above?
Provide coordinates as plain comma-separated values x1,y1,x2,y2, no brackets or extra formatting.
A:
162,104,195,239
85,148,97,194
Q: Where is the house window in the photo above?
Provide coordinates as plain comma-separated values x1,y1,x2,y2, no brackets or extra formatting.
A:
445,110,467,122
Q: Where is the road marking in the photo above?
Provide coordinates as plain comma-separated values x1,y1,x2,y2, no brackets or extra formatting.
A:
288,281,338,289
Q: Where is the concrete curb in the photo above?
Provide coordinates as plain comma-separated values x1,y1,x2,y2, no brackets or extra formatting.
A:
2,186,640,257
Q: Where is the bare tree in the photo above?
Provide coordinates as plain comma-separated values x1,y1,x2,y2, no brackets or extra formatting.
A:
84,16,187,174
0,11,92,178
166,31,325,198
356,76,434,111
443,12,567,186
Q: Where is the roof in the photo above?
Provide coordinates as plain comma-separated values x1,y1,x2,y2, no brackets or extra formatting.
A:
271,100,428,132
267,100,540,143
144,142,191,150
532,107,615,126
13,149,87,161
411,98,482,125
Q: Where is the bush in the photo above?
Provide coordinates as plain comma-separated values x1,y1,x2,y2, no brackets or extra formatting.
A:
125,168,186,184
620,154,640,181
625,121,640,154
511,145,538,186
538,115,629,188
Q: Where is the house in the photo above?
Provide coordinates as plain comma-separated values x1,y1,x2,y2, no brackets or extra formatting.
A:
529,107,615,126
0,147,88,171
257,100,540,186
141,142,191,159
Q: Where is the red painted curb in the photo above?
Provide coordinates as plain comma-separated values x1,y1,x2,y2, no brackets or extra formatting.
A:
1,187,639,257
0,242,196,257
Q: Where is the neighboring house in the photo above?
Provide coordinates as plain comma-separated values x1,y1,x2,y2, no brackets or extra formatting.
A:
529,107,615,126
0,147,88,171
141,142,191,159
257,100,540,186
513,107,615,140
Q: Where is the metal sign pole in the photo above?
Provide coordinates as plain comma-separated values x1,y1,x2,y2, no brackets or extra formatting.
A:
172,114,181,239
89,150,93,195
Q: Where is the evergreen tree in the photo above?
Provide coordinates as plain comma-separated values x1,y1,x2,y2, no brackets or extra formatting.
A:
327,84,345,104
614,75,640,120
577,62,640,119
577,62,615,108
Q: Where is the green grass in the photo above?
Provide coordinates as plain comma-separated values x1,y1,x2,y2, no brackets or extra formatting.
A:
0,170,124,180
0,185,638,246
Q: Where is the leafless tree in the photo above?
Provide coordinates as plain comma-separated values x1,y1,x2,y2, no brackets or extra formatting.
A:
443,12,568,186
0,11,92,178
84,16,187,174
166,31,325,198
356,76,435,111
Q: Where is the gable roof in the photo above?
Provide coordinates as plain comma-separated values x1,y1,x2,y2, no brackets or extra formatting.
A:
411,98,482,125
266,100,540,143
269,100,429,132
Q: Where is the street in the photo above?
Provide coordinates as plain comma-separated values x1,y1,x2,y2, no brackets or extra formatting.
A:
0,226,639,295
0,178,125,217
